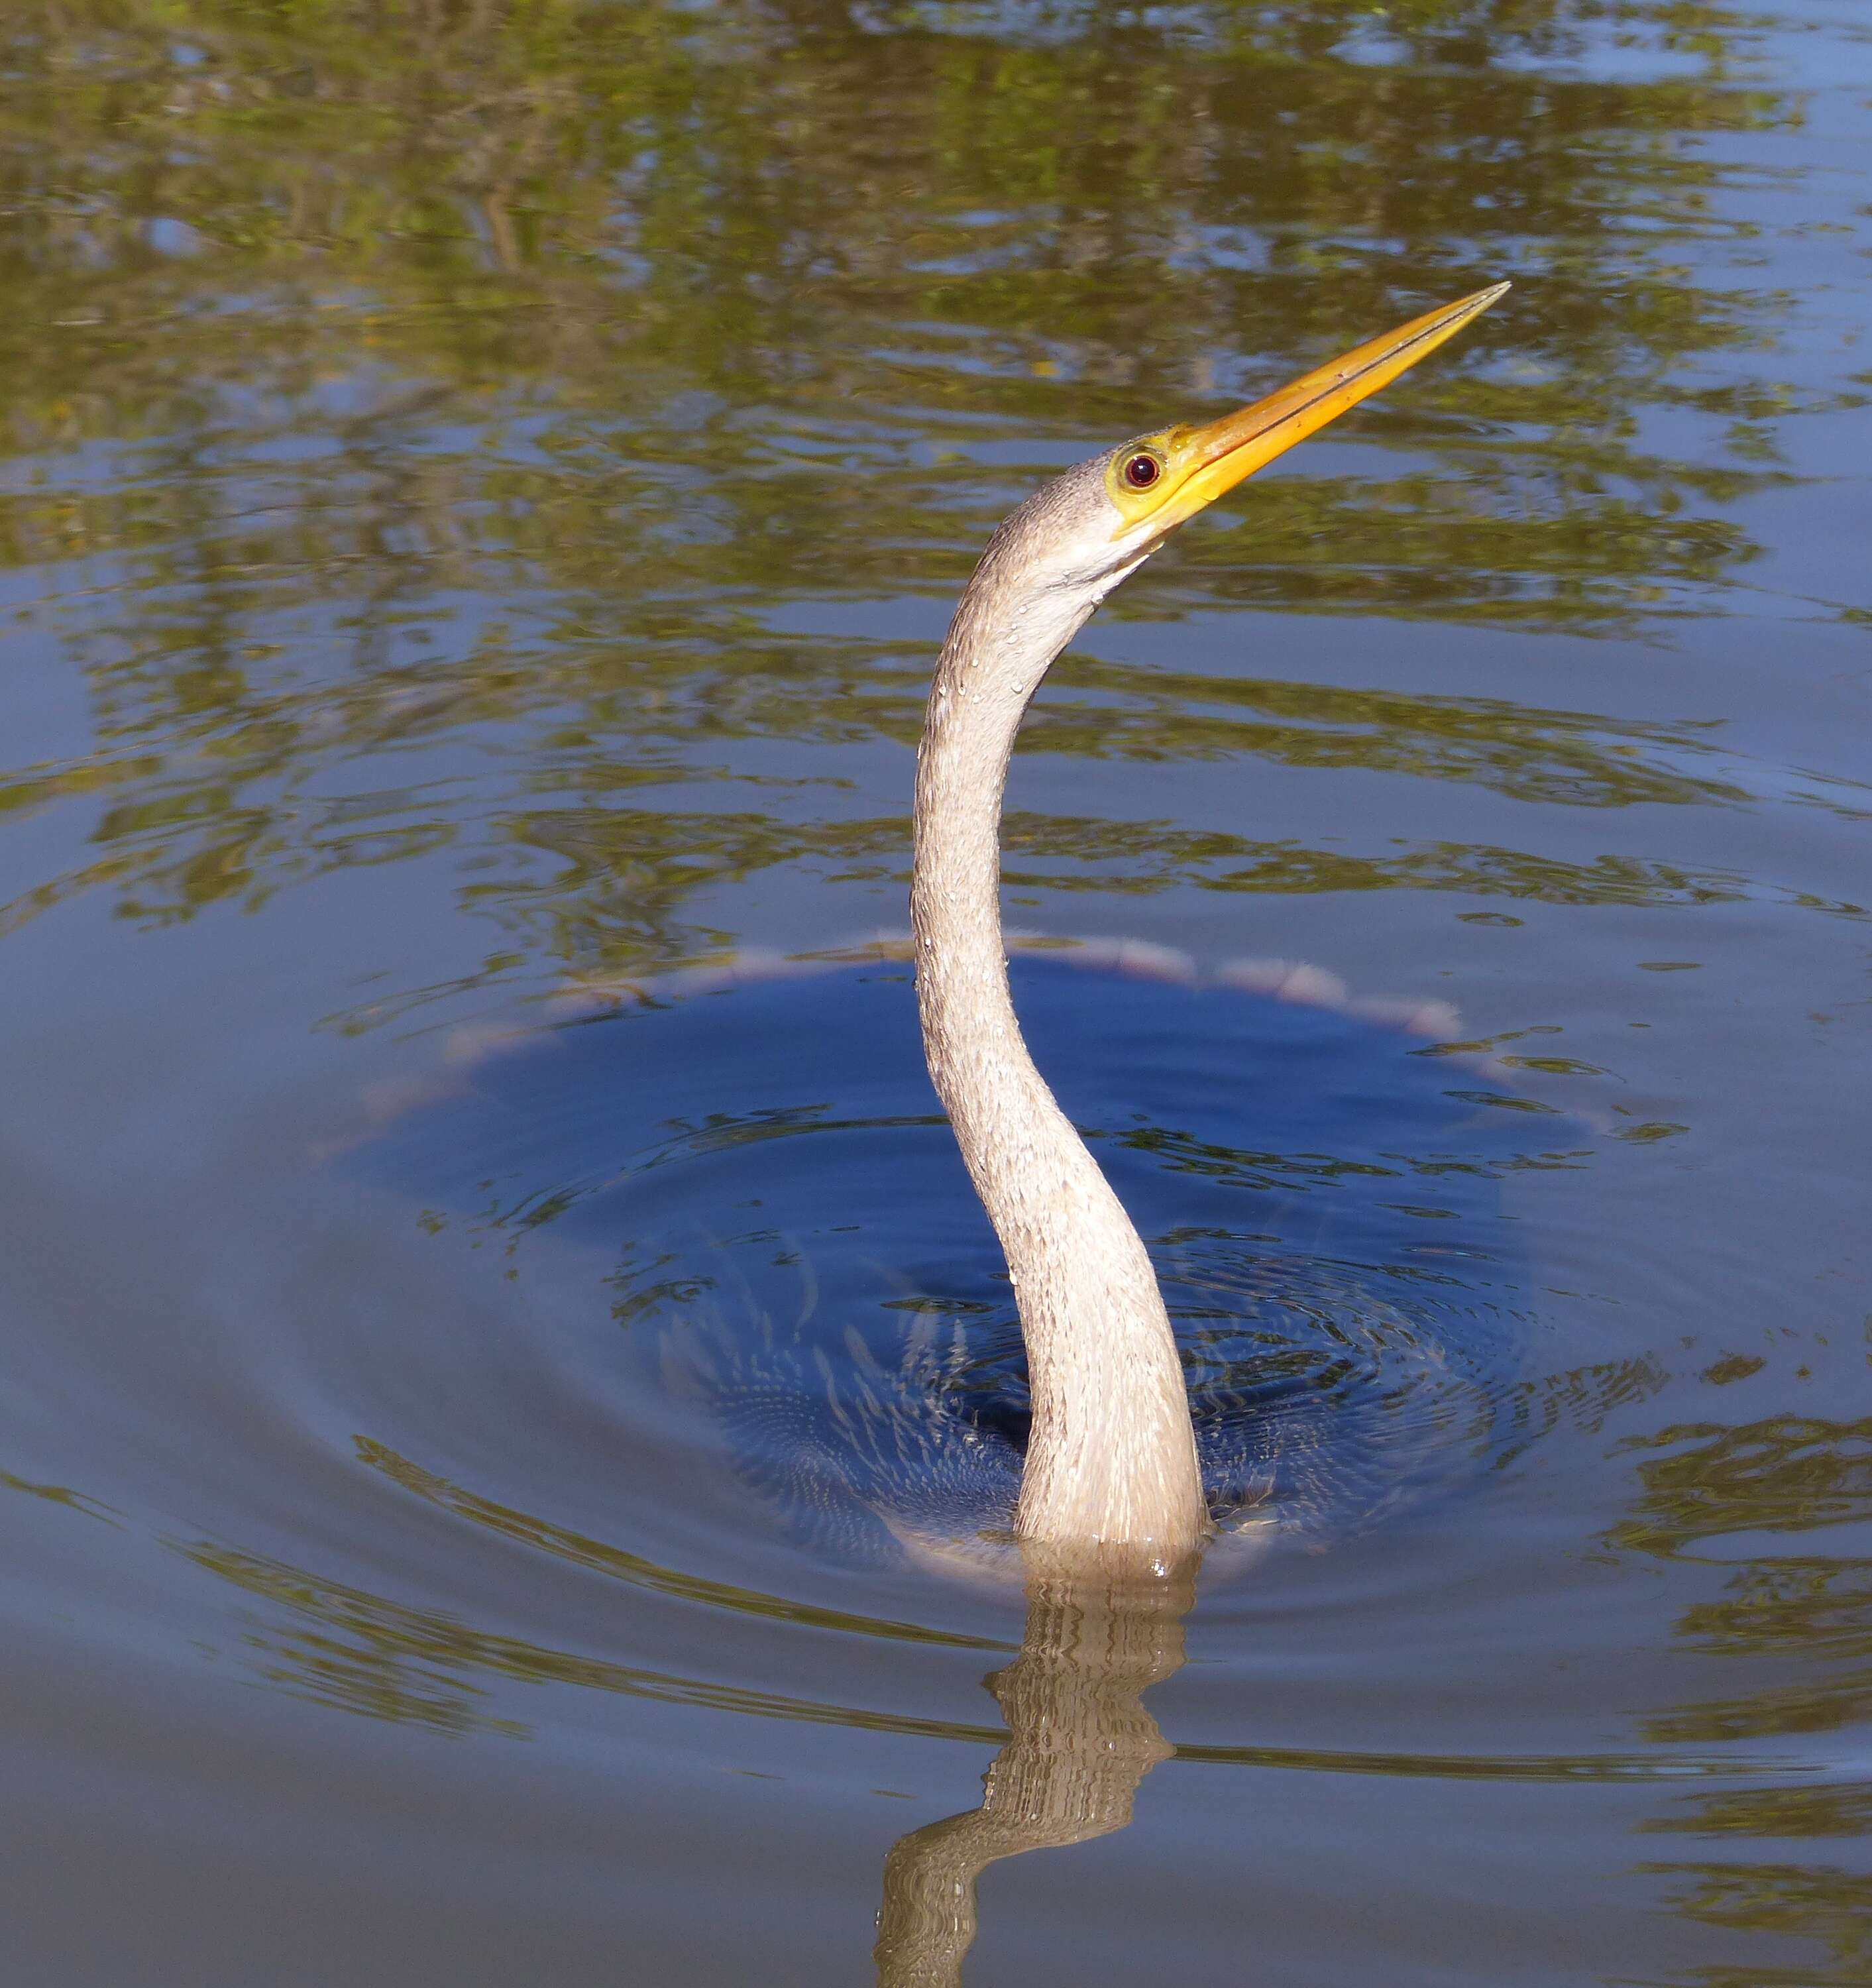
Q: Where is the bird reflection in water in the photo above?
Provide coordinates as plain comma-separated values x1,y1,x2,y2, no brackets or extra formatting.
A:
875,1544,1196,1986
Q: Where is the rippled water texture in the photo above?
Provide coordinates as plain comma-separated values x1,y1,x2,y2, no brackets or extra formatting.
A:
2,3,1870,1982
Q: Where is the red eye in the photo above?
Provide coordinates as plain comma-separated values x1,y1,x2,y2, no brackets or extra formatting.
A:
1123,453,1162,490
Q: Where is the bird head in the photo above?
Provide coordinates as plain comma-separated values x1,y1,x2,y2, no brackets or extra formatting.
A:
986,281,1509,608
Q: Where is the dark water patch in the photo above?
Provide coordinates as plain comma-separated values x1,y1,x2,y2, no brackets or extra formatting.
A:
360,958,1580,1559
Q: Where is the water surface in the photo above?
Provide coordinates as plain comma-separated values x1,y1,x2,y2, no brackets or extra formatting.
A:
1,1,1870,1981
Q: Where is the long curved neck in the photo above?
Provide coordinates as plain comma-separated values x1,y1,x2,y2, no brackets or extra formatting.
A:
910,563,1205,1557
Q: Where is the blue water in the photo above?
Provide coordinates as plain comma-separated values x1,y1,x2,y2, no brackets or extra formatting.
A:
1,0,1870,1980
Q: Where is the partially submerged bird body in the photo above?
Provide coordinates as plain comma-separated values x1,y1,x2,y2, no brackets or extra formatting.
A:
356,284,1521,1581
911,284,1510,1561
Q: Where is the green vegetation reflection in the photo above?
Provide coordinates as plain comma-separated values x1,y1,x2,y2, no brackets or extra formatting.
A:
1616,1415,1872,1983
0,0,1847,989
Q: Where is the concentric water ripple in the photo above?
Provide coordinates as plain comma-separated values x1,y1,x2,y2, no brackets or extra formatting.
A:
358,951,1603,1572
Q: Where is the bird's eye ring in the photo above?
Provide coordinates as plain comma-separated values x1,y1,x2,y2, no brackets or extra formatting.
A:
1123,453,1162,490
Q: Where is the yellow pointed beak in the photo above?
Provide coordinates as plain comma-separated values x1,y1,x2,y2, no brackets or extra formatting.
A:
1111,281,1509,535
